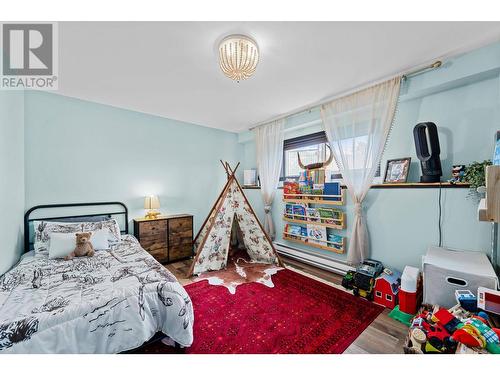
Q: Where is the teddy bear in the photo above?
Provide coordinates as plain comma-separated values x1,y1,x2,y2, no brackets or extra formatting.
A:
65,232,95,260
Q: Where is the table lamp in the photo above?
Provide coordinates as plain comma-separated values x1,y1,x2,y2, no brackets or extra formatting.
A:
144,195,161,219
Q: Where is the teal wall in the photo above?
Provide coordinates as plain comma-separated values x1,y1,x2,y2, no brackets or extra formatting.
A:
0,91,25,275
239,41,500,272
24,92,241,236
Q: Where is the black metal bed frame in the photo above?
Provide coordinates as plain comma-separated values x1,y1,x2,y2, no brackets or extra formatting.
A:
24,201,129,253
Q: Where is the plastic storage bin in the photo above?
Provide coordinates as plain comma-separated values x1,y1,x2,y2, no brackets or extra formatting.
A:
422,246,498,308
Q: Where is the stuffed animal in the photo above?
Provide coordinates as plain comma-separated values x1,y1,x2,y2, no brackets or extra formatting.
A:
65,232,95,260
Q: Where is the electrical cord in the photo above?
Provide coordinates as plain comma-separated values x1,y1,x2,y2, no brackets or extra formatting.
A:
438,181,442,247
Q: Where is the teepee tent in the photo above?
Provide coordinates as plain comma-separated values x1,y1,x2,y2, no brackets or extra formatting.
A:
189,162,283,276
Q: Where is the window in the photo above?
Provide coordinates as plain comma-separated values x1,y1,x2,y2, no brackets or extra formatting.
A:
386,294,393,302
282,131,339,181
282,131,380,181
375,291,382,298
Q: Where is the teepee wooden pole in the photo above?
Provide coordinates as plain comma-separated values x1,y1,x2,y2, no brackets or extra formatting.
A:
224,162,240,179
220,159,230,179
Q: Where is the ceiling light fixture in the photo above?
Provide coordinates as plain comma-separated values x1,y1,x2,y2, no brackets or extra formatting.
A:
218,34,259,82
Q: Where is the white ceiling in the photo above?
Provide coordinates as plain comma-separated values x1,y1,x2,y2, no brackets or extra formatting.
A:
57,22,500,132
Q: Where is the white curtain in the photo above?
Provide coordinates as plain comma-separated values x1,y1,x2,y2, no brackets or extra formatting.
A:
321,77,401,265
254,119,285,240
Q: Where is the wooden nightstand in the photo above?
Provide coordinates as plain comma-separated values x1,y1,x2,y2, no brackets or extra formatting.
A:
133,214,193,264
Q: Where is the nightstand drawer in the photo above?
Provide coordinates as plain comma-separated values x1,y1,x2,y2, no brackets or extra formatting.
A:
169,244,193,261
140,234,166,247
168,217,192,234
169,234,193,247
143,245,168,262
139,220,167,236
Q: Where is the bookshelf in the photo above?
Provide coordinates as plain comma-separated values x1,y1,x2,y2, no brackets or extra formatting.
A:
282,212,345,230
282,190,345,205
282,234,346,254
282,183,346,254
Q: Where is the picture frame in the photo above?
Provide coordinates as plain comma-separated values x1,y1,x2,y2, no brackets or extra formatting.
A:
383,157,411,184
493,130,500,166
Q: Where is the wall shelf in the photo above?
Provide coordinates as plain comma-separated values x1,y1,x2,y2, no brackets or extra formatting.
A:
282,215,345,230
244,182,470,190
370,182,470,189
283,191,345,205
282,198,344,205
283,234,345,254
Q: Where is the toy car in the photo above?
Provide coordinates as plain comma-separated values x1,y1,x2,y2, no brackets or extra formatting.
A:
342,270,355,289
341,259,384,301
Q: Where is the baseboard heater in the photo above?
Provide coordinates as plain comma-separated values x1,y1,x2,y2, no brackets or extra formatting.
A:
274,242,354,276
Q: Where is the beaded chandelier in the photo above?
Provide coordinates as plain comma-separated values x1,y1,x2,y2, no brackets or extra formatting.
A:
218,35,259,82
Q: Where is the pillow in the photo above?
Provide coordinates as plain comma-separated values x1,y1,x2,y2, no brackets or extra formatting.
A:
48,232,77,259
89,229,111,250
83,219,121,243
33,221,86,255
34,218,121,255
48,229,111,259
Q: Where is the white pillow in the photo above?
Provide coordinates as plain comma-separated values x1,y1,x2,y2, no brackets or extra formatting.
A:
48,229,110,259
48,232,77,259
91,229,111,250
84,219,122,243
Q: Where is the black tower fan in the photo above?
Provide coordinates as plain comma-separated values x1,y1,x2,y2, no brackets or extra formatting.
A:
413,122,442,183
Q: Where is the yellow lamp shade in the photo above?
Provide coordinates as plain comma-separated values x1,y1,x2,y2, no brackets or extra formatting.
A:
144,195,160,210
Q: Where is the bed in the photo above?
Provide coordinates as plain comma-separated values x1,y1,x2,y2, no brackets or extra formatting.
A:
0,202,194,354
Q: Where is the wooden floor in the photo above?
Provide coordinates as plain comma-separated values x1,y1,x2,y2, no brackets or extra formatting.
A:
166,256,408,354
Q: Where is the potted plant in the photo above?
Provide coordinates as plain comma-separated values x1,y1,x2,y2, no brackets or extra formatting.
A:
464,160,492,199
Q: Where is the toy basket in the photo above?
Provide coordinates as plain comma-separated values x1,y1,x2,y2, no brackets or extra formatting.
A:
403,304,434,354
403,303,492,354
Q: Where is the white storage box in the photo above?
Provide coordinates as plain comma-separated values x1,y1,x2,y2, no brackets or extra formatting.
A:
423,246,499,308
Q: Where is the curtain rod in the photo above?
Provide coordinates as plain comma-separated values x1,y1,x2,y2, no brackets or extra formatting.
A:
249,60,442,131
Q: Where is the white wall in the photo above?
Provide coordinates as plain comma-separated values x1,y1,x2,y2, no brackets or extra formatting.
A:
0,91,25,275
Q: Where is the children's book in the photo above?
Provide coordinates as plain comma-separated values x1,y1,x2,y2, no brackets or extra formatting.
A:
311,169,325,185
292,204,306,219
318,207,335,224
285,204,294,219
307,224,327,245
312,184,324,198
327,233,343,244
285,224,307,241
299,185,312,197
324,181,341,201
306,207,320,222
327,233,343,250
298,170,313,188
284,181,300,199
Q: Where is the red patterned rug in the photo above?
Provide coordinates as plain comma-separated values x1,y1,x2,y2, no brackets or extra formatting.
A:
136,269,383,354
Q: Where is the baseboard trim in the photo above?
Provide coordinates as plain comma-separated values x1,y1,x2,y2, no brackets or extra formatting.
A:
274,242,354,275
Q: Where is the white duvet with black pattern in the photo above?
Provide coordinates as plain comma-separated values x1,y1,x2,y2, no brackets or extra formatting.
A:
0,235,193,353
